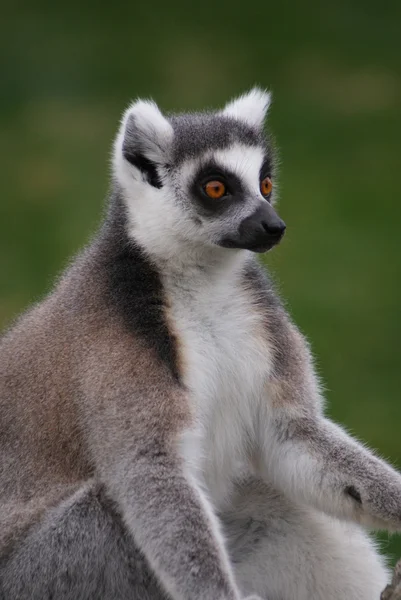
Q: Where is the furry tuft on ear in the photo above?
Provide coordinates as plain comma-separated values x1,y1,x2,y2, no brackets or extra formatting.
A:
222,88,271,129
113,99,173,187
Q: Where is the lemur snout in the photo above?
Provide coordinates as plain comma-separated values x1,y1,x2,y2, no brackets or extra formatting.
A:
241,204,286,252
221,202,286,253
261,217,286,240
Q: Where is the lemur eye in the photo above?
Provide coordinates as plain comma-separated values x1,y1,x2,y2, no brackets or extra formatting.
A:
204,180,226,199
260,177,273,198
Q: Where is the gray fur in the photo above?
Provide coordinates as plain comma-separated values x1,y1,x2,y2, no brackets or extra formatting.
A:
0,482,167,600
0,228,240,600
169,113,267,164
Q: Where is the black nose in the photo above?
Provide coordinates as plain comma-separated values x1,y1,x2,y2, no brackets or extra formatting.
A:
238,203,286,252
218,203,286,253
261,219,286,240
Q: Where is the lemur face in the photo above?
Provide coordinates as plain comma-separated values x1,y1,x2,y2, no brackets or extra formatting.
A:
113,89,285,255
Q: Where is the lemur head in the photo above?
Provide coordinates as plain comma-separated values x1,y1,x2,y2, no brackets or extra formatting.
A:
113,89,285,258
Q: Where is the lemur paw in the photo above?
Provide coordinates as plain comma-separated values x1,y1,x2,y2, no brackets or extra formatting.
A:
381,560,401,600
348,460,401,531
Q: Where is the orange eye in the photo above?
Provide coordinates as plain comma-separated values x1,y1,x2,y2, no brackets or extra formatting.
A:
204,180,226,199
260,177,273,198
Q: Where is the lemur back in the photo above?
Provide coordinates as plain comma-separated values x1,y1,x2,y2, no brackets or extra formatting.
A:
1,89,400,600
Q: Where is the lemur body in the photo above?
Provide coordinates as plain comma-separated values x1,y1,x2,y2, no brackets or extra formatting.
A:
1,90,400,600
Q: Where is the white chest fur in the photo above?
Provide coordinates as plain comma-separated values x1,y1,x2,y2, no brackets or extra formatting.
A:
164,259,273,508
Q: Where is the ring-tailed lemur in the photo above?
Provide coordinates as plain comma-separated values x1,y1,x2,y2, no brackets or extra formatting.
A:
0,89,400,600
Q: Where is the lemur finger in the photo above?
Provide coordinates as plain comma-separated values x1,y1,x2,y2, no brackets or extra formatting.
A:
351,462,401,531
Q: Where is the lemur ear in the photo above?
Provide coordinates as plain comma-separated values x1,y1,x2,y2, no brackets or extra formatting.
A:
222,88,271,130
113,99,173,188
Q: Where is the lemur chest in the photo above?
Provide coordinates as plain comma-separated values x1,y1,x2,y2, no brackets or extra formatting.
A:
167,279,273,502
175,301,270,409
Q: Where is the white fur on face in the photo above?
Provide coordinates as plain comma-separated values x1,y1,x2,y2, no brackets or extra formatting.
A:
119,142,271,262
112,99,187,261
179,144,266,198
213,144,266,198
178,142,270,234
112,90,273,263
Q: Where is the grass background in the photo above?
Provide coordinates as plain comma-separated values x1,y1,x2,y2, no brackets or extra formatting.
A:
1,0,400,563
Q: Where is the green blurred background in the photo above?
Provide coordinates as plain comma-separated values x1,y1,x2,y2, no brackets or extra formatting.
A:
1,0,400,563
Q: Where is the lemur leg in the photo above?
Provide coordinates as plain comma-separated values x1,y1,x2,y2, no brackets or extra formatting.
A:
221,478,390,600
259,384,401,531
0,482,168,600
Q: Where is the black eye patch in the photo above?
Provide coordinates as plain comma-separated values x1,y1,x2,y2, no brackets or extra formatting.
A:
259,157,273,181
190,162,245,217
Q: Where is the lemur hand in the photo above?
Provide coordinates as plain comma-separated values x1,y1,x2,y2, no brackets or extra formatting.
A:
381,560,401,600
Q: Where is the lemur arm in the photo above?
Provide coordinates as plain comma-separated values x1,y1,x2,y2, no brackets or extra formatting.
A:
80,341,240,600
258,319,401,531
381,560,401,600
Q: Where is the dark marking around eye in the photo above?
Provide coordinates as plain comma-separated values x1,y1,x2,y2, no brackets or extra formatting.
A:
190,161,245,217
345,485,362,504
259,157,273,181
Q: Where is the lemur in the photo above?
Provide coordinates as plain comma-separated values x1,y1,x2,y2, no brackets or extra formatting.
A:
1,89,401,600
